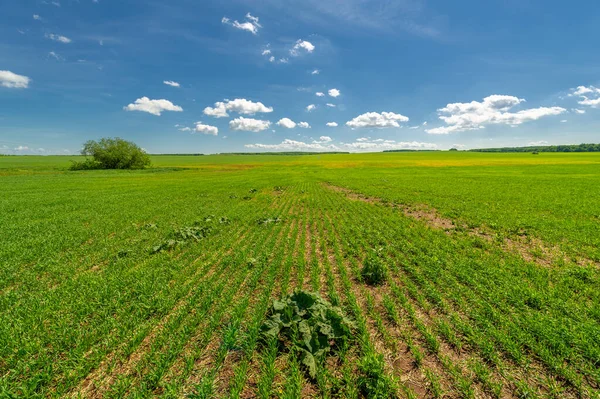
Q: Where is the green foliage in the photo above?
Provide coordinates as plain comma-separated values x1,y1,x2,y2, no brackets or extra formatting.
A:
68,158,103,170
261,290,354,379
151,222,214,254
357,352,398,398
361,250,387,285
70,137,150,170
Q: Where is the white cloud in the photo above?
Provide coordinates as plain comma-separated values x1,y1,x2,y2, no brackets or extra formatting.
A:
346,112,409,128
290,40,315,56
573,108,586,114
426,95,567,134
277,118,297,129
33,14,41,20
298,122,311,128
279,58,289,64
306,104,316,112
15,146,29,151
571,86,598,96
230,117,271,132
341,139,437,152
246,138,336,151
178,127,192,132
560,119,568,123
204,98,273,118
316,92,325,97
318,136,332,142
163,80,180,87
529,140,548,146
45,33,71,43
0,70,30,88
311,69,320,75
326,103,336,108
262,49,271,55
48,51,61,60
123,97,183,116
328,88,341,98
269,56,275,62
245,13,261,26
570,86,600,108
326,122,338,127
194,122,219,136
222,13,261,35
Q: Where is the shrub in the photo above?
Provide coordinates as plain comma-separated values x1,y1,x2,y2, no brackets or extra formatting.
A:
361,251,387,285
261,290,354,379
70,137,151,170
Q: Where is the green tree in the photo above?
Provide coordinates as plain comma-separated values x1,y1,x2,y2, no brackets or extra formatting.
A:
70,137,151,170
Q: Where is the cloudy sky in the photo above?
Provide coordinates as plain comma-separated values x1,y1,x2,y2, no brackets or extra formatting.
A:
1,0,600,154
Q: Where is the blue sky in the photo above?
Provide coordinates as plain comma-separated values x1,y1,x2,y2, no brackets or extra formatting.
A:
1,0,600,154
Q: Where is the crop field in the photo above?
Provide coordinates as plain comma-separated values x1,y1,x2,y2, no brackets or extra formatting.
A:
1,152,599,399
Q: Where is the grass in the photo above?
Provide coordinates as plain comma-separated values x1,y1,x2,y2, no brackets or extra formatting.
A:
0,152,599,398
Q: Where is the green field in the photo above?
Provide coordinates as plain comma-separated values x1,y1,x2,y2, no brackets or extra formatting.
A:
1,152,599,398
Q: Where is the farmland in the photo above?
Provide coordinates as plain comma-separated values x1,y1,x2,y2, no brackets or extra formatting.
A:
1,152,599,398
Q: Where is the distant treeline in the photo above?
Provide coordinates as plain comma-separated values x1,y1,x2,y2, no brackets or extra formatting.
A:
470,143,600,153
217,152,350,155
151,153,205,156
383,150,441,153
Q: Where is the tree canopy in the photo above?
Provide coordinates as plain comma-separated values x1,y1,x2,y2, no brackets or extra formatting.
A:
70,137,151,170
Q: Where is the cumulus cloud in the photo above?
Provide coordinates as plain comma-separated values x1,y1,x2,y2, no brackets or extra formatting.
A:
246,139,336,151
163,80,180,87
573,108,586,114
306,104,316,112
269,56,275,62
222,13,261,34
326,122,338,127
275,119,310,129
204,98,273,118
123,97,183,116
326,103,336,108
33,14,42,20
570,85,600,108
340,139,437,152
277,118,297,129
311,69,320,75
328,88,340,98
230,117,271,132
45,33,71,43
195,122,219,136
0,70,31,88
178,127,192,132
316,92,325,97
426,95,567,134
15,146,30,151
318,136,332,142
346,112,409,128
290,40,315,56
262,49,271,55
